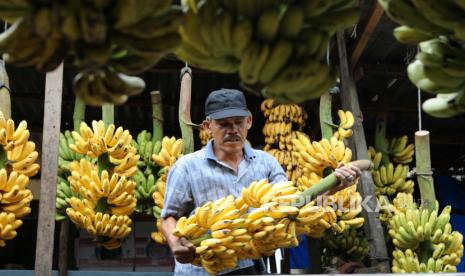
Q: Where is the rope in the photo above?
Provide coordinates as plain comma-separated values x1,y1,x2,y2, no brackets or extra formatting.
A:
416,47,422,131
417,87,422,131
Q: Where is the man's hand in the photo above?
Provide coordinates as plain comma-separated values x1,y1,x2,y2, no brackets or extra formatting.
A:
171,237,196,264
328,163,362,195
161,217,196,264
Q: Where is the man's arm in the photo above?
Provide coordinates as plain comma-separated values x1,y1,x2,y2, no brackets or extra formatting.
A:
160,162,196,263
161,216,196,264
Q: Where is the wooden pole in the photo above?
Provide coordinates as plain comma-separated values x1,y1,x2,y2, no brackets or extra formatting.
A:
151,91,163,143
58,97,86,276
0,63,11,119
415,130,436,211
35,62,64,276
320,93,334,140
336,32,390,272
179,66,194,154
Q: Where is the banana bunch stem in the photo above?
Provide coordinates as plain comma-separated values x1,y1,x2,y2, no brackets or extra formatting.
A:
151,91,164,144
293,160,372,208
192,233,212,246
73,97,86,132
420,240,435,264
319,93,334,140
102,103,115,127
0,147,6,168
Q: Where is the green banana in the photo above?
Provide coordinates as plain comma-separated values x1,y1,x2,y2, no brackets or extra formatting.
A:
256,8,280,42
393,26,435,44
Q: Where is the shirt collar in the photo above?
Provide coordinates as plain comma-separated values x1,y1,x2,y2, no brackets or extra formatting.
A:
205,140,256,161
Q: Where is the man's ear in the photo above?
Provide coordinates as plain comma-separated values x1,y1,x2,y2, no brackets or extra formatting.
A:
246,115,252,130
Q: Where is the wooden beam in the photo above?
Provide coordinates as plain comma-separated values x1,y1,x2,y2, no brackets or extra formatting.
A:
35,63,63,276
350,2,385,69
336,32,391,272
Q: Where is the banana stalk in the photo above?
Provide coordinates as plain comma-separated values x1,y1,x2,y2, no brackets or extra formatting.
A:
73,97,86,132
0,146,6,169
102,103,114,127
179,66,194,154
98,103,114,174
151,91,163,144
319,92,335,140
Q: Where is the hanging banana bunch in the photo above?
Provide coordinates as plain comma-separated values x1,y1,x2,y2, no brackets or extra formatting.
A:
0,111,39,246
177,0,359,103
292,134,353,177
150,136,184,244
261,99,306,182
386,193,464,273
332,110,354,141
321,228,370,266
0,0,184,106
64,120,139,249
378,0,465,117
198,125,212,147
130,130,163,216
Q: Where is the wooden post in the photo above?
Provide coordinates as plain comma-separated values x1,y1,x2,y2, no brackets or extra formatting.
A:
320,92,335,140
179,66,194,154
58,97,86,276
415,130,436,211
151,91,163,143
0,64,11,119
58,220,69,276
35,63,64,276
336,32,390,272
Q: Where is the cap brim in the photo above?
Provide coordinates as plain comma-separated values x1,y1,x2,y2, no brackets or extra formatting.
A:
208,109,250,120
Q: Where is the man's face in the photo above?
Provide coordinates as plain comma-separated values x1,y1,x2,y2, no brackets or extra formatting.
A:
203,116,252,153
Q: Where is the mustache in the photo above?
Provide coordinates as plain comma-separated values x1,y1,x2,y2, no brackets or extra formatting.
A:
224,135,242,142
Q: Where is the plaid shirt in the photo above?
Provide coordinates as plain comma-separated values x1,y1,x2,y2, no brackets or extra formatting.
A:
161,140,288,275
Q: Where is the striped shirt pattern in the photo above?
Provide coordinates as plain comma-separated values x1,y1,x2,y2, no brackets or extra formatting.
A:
161,140,288,276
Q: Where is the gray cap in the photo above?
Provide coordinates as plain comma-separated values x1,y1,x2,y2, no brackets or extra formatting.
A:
205,89,249,119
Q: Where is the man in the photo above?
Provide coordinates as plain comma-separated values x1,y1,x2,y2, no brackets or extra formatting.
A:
160,89,361,275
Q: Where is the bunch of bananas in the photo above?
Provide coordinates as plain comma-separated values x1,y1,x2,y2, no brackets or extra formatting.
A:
0,0,183,105
322,228,370,265
332,110,354,141
55,175,78,221
173,195,250,275
133,170,157,216
130,130,163,216
261,99,306,181
408,38,465,118
151,136,184,244
378,0,465,118
0,112,39,246
386,193,464,272
371,162,413,196
369,134,415,199
198,126,212,146
152,136,184,168
177,0,359,103
63,121,138,249
292,135,353,177
66,197,133,250
72,68,146,106
58,130,86,171
70,121,139,177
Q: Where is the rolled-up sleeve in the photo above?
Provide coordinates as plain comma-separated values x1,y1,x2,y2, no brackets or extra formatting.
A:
161,161,194,219
266,153,288,183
